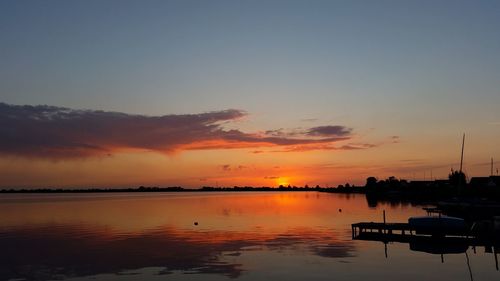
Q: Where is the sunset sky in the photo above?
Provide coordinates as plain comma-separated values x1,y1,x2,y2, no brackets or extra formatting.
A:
1,0,499,188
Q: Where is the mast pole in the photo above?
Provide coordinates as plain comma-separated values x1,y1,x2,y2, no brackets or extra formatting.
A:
457,133,465,194
459,133,465,173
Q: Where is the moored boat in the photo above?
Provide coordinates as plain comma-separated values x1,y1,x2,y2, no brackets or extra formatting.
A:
408,216,467,235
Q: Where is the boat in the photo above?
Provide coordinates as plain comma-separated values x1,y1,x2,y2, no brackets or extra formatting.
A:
408,216,467,235
409,236,469,254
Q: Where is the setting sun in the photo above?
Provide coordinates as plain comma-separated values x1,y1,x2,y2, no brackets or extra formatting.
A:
277,177,291,187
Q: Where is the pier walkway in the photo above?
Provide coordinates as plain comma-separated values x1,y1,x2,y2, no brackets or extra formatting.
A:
351,222,415,238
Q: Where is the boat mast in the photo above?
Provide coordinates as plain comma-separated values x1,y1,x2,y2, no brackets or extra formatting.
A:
459,133,465,174
458,133,465,192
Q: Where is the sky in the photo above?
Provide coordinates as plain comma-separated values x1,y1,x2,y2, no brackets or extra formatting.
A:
1,0,499,188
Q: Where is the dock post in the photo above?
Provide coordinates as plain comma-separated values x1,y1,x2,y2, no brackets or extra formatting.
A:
383,210,386,234
495,246,498,271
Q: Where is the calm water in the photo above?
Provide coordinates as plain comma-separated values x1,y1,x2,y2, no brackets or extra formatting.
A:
1,192,498,281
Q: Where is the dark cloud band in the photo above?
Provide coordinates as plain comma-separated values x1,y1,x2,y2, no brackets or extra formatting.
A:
0,103,355,159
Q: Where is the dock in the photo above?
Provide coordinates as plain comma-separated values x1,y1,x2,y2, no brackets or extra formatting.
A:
352,209,500,268
352,222,476,244
351,219,474,239
351,222,415,239
351,220,498,269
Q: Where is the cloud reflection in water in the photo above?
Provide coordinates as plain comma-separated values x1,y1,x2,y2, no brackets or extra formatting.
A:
0,224,356,281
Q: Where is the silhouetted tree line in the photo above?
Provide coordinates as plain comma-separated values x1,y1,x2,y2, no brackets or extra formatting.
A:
361,170,500,205
1,185,322,193
2,170,499,201
0,186,185,193
448,169,467,187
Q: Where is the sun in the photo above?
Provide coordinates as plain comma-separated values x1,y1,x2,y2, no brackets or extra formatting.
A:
277,177,290,187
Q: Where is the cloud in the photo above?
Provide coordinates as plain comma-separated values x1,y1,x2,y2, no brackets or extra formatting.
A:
270,142,378,152
301,118,318,122
221,164,232,171
264,176,280,179
337,143,378,150
0,103,356,159
399,159,424,163
390,135,401,143
266,126,352,138
220,164,248,172
306,126,352,137
264,128,289,137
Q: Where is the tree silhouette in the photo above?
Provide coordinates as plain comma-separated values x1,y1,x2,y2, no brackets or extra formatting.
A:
365,177,377,188
449,169,466,187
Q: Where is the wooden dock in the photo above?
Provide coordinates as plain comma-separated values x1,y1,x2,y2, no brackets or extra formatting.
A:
351,222,415,239
351,221,474,239
352,210,499,269
351,220,499,269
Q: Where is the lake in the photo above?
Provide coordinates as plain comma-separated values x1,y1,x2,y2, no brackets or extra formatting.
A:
1,192,498,281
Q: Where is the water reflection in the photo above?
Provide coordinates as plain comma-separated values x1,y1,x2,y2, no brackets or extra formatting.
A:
0,192,359,281
0,224,355,281
1,192,499,281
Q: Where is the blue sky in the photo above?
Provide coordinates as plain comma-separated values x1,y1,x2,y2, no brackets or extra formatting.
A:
1,0,499,187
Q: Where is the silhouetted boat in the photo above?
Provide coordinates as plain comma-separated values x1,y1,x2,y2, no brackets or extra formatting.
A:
409,237,469,254
438,199,500,219
408,216,467,235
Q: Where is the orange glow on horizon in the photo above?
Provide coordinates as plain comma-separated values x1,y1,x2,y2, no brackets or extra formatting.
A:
277,176,290,187
2,135,495,189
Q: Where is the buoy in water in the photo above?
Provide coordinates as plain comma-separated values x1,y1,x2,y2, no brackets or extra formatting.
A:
194,222,198,226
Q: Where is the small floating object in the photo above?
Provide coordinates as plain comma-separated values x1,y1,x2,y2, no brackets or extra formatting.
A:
339,208,342,212
194,222,198,226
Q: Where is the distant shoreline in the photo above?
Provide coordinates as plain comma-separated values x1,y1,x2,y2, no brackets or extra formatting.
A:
2,175,499,204
0,186,331,193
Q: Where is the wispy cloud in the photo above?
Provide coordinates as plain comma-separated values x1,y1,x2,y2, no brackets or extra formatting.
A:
221,164,232,172
265,125,352,138
0,103,357,159
270,142,378,152
220,164,248,172
390,135,401,143
300,118,318,122
306,125,352,137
